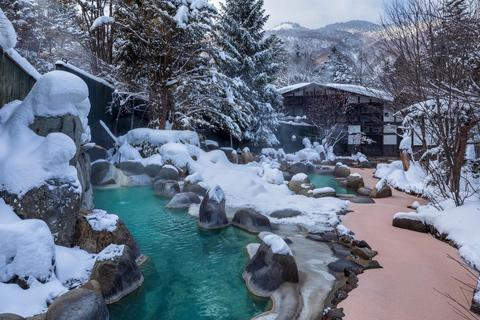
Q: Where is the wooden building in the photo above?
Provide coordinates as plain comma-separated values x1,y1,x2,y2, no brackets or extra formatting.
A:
278,82,401,157
0,47,38,107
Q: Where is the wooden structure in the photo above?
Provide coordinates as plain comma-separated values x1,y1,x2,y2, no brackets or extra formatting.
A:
279,82,401,157
55,61,149,160
0,47,37,107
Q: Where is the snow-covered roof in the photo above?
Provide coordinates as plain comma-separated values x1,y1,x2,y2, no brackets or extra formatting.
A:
277,83,312,94
278,82,393,102
55,61,114,89
323,83,393,102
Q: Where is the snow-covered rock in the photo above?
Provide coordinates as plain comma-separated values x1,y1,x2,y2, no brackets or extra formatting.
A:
262,168,284,185
0,8,17,52
198,185,228,229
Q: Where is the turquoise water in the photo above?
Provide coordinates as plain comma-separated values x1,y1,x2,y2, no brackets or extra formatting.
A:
308,174,357,195
93,186,270,320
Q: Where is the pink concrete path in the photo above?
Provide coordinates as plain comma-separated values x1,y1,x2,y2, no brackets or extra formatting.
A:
338,168,478,320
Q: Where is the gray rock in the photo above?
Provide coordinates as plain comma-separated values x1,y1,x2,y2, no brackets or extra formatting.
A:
288,174,311,193
270,209,302,219
0,180,80,247
73,215,142,260
76,151,93,210
334,163,351,178
79,280,103,297
241,150,255,164
154,166,180,181
231,209,272,233
337,180,347,188
183,182,207,197
165,192,201,209
29,115,83,166
145,164,162,178
282,171,292,182
154,180,180,197
305,235,329,243
289,162,308,175
90,162,120,186
330,243,352,257
370,182,393,198
392,216,428,233
90,245,144,303
118,161,145,176
351,247,377,260
346,174,364,190
244,239,299,294
358,160,372,168
45,288,109,320
0,314,25,320
198,186,228,229
356,187,372,197
327,259,364,273
471,287,480,315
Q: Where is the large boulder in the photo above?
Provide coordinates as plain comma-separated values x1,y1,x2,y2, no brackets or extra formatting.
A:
45,288,108,320
77,147,93,210
370,179,392,198
0,180,80,247
118,161,145,176
72,210,142,260
356,187,372,197
244,235,299,295
231,209,272,233
346,173,364,190
183,173,208,196
270,209,302,219
241,148,255,164
91,162,128,187
288,173,310,193
145,164,162,178
89,244,144,304
308,187,336,198
0,314,24,320
288,162,309,175
154,180,180,198
198,185,228,229
392,215,428,233
29,115,83,166
154,165,180,181
165,192,201,209
334,163,351,178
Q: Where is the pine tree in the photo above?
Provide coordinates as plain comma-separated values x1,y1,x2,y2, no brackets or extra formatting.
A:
114,0,251,137
218,0,284,146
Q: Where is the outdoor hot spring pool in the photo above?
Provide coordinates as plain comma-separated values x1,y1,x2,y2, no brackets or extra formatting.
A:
308,173,357,195
93,186,270,320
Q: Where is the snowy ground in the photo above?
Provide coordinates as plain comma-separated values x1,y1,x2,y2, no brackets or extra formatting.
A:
376,161,480,272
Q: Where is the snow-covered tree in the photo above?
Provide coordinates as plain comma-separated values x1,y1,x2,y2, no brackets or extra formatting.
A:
114,0,252,137
323,46,359,84
218,0,284,146
381,0,480,206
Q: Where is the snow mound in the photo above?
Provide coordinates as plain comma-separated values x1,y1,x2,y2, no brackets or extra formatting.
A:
55,246,95,287
0,8,16,51
96,244,125,261
118,128,200,147
85,209,119,232
263,235,292,256
185,172,203,183
0,219,56,283
262,168,284,185
160,142,191,168
291,173,308,182
0,70,91,195
0,199,20,223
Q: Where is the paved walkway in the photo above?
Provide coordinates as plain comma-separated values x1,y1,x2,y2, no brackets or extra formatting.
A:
338,168,478,320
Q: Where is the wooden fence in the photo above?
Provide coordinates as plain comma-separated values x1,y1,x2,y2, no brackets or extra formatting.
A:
0,47,36,107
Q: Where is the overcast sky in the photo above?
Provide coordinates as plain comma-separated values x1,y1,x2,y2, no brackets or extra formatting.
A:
211,0,390,30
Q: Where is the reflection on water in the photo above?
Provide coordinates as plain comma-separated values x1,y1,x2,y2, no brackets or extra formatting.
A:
94,186,270,320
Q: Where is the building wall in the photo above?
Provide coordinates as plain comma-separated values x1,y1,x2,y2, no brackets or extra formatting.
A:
0,48,36,107
55,63,148,160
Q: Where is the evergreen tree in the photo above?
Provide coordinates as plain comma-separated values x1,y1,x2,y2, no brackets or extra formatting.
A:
114,0,251,136
218,0,284,145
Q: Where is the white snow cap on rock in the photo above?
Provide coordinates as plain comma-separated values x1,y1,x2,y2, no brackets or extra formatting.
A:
0,8,16,52
349,173,362,178
262,167,284,185
263,234,293,256
207,185,225,203
185,172,203,183
85,209,119,232
375,178,387,190
291,173,308,181
308,187,335,195
96,244,125,261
